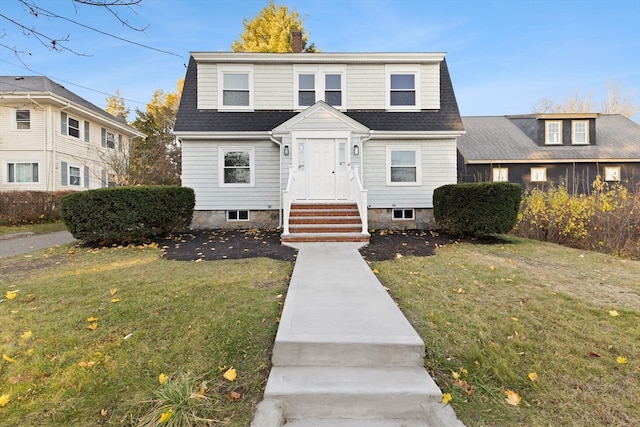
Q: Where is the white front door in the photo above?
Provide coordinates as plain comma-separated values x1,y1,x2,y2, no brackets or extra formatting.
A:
294,138,349,200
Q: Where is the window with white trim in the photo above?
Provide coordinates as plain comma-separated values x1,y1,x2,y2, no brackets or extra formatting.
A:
16,109,30,130
105,130,116,149
386,146,421,185
493,167,509,182
545,121,562,144
572,120,589,144
531,167,547,182
227,210,249,221
68,117,80,138
294,66,345,109
604,167,620,182
69,165,82,186
219,147,254,187
7,162,39,183
218,65,253,110
386,65,420,110
392,209,415,220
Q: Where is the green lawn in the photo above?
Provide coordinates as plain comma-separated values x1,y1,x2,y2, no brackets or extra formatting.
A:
371,236,640,426
0,222,68,235
0,243,291,426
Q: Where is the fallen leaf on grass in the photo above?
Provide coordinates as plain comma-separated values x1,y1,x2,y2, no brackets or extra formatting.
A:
617,356,628,364
528,372,538,382
588,352,601,358
223,367,237,382
372,268,379,274
6,291,18,300
159,373,168,385
87,317,98,322
505,389,522,406
87,322,98,330
0,394,10,407
100,409,108,417
110,298,120,303
609,310,619,317
158,408,174,423
228,390,241,400
110,289,118,296
20,330,33,340
78,361,96,368
442,393,452,404
3,354,15,363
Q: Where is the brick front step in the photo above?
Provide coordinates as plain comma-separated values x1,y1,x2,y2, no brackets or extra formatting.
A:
285,203,369,244
281,232,370,243
289,216,362,225
289,224,363,234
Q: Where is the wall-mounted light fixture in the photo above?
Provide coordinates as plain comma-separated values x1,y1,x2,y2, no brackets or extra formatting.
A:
283,145,290,156
353,144,360,156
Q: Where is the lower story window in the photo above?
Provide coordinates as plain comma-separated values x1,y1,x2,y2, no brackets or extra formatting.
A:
604,167,620,181
219,147,254,186
531,167,547,182
392,208,414,220
387,146,421,185
7,162,39,183
493,167,509,182
69,166,81,186
227,210,249,221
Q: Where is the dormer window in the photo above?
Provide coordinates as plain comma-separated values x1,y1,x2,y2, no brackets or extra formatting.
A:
386,65,421,111
298,74,316,106
218,65,254,111
572,121,589,144
545,121,562,145
294,66,345,109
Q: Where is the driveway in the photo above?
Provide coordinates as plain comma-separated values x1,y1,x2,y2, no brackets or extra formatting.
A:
0,231,76,258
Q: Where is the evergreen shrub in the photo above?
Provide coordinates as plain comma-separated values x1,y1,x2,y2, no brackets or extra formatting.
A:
61,186,195,244
434,182,522,237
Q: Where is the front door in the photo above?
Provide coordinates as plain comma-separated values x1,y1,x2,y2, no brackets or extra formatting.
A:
295,138,348,200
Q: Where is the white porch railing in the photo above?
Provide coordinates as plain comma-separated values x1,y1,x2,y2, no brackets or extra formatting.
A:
282,169,297,235
349,167,368,234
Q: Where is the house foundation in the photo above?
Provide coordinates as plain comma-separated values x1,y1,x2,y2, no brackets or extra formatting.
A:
191,210,280,229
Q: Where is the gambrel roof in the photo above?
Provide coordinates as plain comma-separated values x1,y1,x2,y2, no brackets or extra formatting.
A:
174,55,463,133
458,114,640,163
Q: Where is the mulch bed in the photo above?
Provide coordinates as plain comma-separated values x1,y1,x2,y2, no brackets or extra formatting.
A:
158,229,460,262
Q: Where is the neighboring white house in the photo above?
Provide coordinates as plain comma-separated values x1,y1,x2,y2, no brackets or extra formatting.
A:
174,45,465,243
0,76,145,192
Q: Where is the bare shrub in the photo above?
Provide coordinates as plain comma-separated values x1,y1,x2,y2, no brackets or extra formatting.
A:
0,191,73,225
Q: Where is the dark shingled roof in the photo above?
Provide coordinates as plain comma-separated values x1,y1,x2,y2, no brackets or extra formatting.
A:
174,56,463,133
0,76,132,128
458,115,640,162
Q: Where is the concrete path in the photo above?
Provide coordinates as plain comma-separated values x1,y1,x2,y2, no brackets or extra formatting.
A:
0,231,76,258
252,243,464,426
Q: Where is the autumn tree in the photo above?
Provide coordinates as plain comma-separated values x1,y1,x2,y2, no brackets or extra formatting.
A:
105,90,130,119
129,79,184,185
531,83,638,118
231,0,317,52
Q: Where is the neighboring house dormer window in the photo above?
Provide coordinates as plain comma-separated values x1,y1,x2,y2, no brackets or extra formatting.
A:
218,65,254,111
545,121,562,144
16,109,30,130
294,66,345,109
572,121,589,145
7,162,38,183
386,65,421,111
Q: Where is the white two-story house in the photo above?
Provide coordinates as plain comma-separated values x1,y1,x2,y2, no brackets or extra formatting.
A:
174,44,464,243
0,76,144,192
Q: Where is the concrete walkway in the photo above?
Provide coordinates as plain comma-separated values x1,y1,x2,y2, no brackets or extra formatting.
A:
0,231,76,258
252,243,464,426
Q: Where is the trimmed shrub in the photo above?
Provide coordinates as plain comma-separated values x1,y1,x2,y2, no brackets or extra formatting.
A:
0,191,73,225
61,186,195,244
434,182,522,237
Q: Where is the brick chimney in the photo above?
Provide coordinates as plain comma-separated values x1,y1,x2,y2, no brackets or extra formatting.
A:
292,30,302,53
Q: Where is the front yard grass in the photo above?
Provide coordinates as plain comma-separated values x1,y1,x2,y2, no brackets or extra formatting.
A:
0,222,68,235
372,236,640,426
0,244,291,426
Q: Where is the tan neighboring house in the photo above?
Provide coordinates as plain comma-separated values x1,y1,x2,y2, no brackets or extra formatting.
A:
0,76,144,192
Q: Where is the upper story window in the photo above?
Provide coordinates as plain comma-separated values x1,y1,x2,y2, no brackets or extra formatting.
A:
386,65,421,111
572,121,589,145
61,112,81,138
7,162,39,183
294,66,345,109
545,121,562,145
493,167,509,182
387,146,421,186
16,109,30,130
218,65,254,111
219,146,254,187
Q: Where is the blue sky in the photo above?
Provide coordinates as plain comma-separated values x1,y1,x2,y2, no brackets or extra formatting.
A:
1,0,639,121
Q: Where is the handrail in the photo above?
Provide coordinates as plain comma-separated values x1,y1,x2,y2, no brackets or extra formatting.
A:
349,167,368,234
282,169,296,234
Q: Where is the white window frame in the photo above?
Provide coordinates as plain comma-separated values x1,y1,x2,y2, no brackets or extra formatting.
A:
227,210,250,222
68,164,82,187
531,167,547,182
6,161,39,184
493,167,509,182
68,116,81,138
545,121,562,145
217,65,254,111
15,109,31,130
386,64,421,111
218,146,255,187
294,65,346,110
392,208,415,221
386,145,422,186
572,120,589,145
604,166,620,182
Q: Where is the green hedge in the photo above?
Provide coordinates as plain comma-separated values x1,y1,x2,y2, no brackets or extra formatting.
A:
61,186,195,244
433,182,522,237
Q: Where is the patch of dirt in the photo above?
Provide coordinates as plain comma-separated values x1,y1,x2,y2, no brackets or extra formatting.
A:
158,229,464,263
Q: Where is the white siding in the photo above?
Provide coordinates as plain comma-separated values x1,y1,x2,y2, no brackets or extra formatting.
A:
196,63,218,109
421,63,440,109
255,64,293,110
183,139,280,210
345,64,386,109
363,138,457,208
